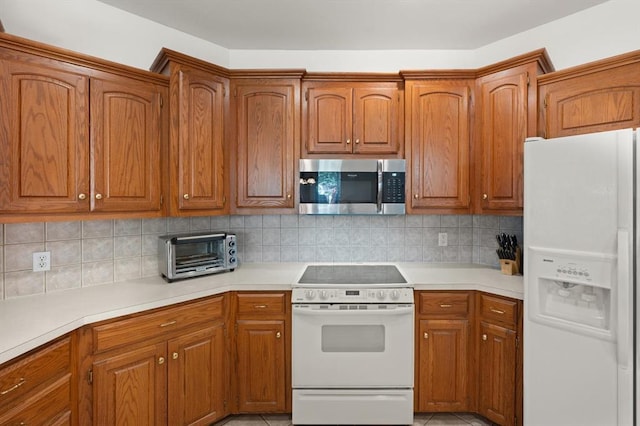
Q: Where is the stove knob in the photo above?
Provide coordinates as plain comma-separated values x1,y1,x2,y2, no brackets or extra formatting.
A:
377,290,387,300
305,289,316,300
319,290,329,300
390,289,401,301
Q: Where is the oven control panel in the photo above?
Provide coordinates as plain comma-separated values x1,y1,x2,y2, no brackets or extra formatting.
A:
292,287,414,304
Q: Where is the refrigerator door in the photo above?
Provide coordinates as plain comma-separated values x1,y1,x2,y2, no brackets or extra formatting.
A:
523,129,634,426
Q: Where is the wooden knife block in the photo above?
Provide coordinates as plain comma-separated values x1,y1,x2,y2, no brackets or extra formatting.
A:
499,247,521,275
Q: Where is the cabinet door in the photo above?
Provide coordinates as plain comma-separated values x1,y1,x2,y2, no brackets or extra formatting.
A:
167,324,226,426
236,320,286,412
0,59,89,212
477,68,528,212
93,343,167,426
174,68,227,214
353,87,400,155
417,319,469,412
478,321,517,426
90,77,164,212
541,62,640,138
305,87,352,154
408,81,470,211
235,81,298,209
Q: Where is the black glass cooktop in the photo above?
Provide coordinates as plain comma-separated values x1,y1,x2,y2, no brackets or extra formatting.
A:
298,265,407,285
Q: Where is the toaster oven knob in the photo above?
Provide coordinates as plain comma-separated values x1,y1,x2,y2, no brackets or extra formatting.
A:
305,289,316,300
228,240,236,247
230,257,236,264
229,249,236,256
376,290,387,300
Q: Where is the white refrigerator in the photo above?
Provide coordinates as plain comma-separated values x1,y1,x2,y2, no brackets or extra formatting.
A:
523,128,636,426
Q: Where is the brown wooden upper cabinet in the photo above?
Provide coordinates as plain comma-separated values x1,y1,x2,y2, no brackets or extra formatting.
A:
302,79,403,157
474,50,553,215
403,75,474,213
538,50,640,138
0,33,168,219
231,73,302,213
151,49,230,216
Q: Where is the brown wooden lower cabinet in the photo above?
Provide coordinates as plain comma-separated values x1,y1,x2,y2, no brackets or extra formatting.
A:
416,290,522,426
0,335,75,426
233,291,290,413
80,295,228,426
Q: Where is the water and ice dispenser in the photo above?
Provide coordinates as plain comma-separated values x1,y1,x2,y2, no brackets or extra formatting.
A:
527,247,616,340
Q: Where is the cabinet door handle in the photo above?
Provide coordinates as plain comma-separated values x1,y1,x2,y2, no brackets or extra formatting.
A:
355,139,360,144
183,193,190,200
490,308,505,315
158,357,165,365
0,378,26,396
78,193,87,200
276,331,282,339
346,139,351,144
482,193,488,200
95,193,103,200
482,334,487,341
172,352,179,360
414,194,419,199
440,304,452,308
423,332,428,339
287,194,291,199
160,320,177,327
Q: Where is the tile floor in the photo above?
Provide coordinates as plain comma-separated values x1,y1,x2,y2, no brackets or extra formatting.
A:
214,413,495,426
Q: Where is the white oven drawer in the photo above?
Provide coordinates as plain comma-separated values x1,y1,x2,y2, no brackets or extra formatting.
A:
292,304,414,388
292,389,413,425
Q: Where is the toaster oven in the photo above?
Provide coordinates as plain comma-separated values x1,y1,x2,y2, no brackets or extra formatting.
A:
158,232,237,282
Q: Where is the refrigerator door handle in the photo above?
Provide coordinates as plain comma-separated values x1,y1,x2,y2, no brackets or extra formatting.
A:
616,228,631,369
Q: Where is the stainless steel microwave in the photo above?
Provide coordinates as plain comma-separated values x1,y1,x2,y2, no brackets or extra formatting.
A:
299,159,405,215
158,232,237,282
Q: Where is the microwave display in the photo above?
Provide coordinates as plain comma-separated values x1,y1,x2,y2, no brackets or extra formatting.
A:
299,159,405,215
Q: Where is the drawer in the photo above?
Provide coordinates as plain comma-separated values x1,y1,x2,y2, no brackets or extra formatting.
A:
479,293,518,327
0,374,71,425
419,292,470,317
0,336,70,408
237,293,286,316
93,295,224,353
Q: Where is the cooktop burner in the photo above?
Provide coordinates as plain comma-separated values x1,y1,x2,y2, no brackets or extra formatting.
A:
297,265,407,286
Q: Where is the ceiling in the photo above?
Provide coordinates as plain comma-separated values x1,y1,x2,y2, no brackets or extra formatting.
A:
98,0,609,50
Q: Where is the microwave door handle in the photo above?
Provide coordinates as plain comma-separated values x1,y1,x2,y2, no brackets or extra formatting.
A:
376,160,383,213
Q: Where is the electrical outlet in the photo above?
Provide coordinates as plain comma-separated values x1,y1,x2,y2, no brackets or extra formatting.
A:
438,232,448,247
33,251,51,272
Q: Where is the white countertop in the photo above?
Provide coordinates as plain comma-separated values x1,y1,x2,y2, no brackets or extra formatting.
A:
0,262,523,365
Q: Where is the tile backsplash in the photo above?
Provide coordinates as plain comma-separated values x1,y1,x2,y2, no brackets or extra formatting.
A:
0,214,522,300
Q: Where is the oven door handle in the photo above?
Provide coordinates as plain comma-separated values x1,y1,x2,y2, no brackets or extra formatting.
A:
293,306,414,316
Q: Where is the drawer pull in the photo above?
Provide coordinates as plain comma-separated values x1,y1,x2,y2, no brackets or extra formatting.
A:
172,352,179,360
276,332,282,339
158,357,165,365
0,378,26,395
490,307,505,315
160,320,177,327
254,305,268,309
439,304,452,308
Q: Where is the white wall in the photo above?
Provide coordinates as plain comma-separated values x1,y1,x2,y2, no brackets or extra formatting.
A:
0,0,229,70
0,0,639,72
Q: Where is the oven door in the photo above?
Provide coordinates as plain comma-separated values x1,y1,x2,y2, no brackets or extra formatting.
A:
292,303,414,388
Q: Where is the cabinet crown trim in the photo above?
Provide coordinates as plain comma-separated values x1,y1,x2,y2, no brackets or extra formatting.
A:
538,48,640,84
